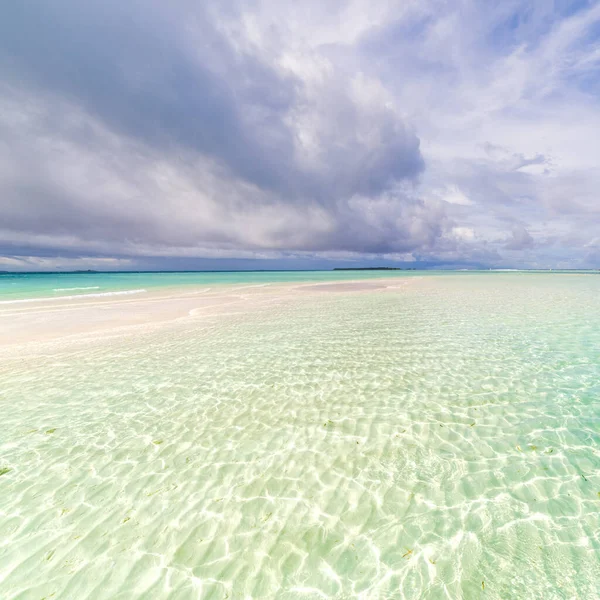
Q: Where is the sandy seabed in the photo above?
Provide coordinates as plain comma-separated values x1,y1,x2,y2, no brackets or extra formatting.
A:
1,274,600,599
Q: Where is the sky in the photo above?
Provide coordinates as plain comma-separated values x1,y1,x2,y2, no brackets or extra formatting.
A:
1,0,600,271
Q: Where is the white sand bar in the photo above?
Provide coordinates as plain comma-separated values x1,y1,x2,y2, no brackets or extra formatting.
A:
0,278,411,350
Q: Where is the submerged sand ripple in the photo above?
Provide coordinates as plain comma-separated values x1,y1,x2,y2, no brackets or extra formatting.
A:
1,275,600,598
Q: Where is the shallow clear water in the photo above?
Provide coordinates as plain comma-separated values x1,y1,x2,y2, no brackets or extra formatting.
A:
1,269,596,303
1,274,599,598
0,270,423,302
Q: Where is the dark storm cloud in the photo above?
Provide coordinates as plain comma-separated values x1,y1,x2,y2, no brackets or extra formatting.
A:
0,0,423,199
0,0,433,265
0,0,300,194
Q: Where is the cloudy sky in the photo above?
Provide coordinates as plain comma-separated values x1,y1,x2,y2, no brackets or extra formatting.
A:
1,0,599,271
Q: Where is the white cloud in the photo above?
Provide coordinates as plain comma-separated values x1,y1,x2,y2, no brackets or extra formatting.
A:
439,185,474,206
452,227,476,241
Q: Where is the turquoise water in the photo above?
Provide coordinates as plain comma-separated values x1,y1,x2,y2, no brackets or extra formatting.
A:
0,271,422,302
2,270,597,303
1,273,600,598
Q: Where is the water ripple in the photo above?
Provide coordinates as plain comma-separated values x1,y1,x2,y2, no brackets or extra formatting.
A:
1,275,600,598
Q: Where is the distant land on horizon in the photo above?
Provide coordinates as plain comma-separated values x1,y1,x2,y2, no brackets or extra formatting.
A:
333,267,416,271
1,268,599,275
0,268,419,274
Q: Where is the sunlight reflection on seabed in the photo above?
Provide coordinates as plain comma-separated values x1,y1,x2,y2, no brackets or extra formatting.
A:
0,274,599,599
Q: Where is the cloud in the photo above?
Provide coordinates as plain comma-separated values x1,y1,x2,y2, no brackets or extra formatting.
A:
0,255,134,271
0,0,599,269
505,225,535,250
0,0,435,265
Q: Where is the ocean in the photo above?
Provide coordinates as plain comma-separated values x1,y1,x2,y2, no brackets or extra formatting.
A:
0,270,422,303
0,271,599,598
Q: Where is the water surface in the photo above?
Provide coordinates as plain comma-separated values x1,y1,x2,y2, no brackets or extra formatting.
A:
1,273,599,598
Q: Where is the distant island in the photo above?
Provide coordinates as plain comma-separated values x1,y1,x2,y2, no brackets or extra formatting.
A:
333,267,417,271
